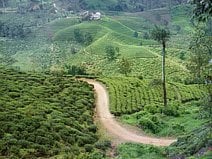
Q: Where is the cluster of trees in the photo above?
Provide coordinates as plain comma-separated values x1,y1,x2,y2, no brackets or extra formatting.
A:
0,21,31,38
105,45,120,61
0,0,194,13
74,29,93,45
76,0,187,12
189,0,212,22
65,64,87,76
0,0,188,12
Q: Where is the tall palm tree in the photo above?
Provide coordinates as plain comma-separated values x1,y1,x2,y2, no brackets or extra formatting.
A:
151,25,170,107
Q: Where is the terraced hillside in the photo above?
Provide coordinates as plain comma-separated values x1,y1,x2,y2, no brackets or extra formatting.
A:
100,77,207,115
45,6,192,79
0,4,193,81
99,77,208,138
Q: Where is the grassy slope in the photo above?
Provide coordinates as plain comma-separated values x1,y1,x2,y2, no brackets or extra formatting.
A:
2,5,193,79
0,3,194,80
50,7,191,78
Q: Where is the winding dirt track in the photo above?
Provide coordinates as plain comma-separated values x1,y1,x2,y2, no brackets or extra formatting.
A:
84,79,177,146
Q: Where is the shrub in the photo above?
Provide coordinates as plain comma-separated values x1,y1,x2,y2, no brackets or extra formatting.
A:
138,113,165,133
166,124,211,158
144,103,163,114
105,45,119,61
88,124,97,133
164,102,180,117
84,144,93,152
66,65,87,76
149,79,163,86
133,31,138,38
95,140,112,151
171,123,185,133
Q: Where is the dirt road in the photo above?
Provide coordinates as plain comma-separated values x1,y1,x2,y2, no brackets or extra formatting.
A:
84,79,177,146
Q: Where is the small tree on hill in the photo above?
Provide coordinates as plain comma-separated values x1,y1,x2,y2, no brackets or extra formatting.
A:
118,57,132,76
151,25,170,107
105,45,119,61
133,31,138,38
74,29,84,43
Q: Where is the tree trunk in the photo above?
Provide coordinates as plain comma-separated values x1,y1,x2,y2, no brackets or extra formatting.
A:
162,41,167,107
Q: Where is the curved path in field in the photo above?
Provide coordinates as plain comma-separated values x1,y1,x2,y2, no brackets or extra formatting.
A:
83,79,177,146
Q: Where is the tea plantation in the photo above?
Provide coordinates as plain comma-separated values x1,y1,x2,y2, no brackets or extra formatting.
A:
0,67,107,158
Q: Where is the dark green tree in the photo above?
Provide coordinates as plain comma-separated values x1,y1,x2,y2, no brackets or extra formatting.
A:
151,26,170,107
84,32,93,45
189,0,212,22
74,29,84,43
188,3,212,121
187,28,211,83
105,45,119,61
133,31,138,38
118,57,132,76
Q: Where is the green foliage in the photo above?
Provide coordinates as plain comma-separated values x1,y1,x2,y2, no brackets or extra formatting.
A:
166,124,211,158
120,101,207,136
187,28,212,82
105,45,119,61
94,140,112,151
100,77,207,115
65,64,87,76
0,21,31,38
164,102,180,117
151,25,170,44
138,113,165,134
133,31,138,38
0,67,102,158
189,0,212,22
74,28,93,45
116,143,166,159
74,28,84,43
118,57,132,76
54,23,104,42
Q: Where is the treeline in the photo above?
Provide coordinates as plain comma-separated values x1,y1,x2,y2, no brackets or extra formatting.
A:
0,21,31,38
79,0,187,12
0,0,187,12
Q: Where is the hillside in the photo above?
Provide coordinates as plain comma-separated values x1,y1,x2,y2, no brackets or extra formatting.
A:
0,1,211,159
0,67,109,158
0,3,194,80
48,5,192,81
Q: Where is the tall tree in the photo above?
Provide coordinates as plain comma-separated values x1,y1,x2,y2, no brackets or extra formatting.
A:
189,0,212,22
188,28,211,82
189,0,212,120
151,26,170,107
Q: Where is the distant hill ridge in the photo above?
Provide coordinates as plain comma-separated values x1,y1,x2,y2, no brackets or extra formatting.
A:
0,0,188,13
56,0,188,12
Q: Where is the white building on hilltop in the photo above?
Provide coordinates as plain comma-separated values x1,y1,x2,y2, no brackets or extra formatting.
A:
90,12,101,20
